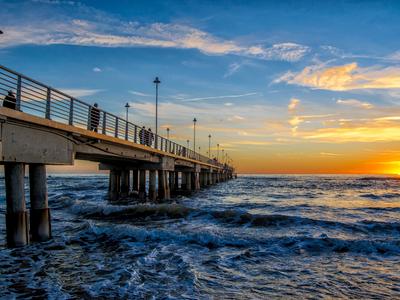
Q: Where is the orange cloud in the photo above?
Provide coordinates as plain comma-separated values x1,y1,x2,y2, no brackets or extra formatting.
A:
277,62,400,91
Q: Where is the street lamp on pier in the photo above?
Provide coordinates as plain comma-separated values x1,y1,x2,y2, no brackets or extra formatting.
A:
187,139,190,149
125,102,130,122
208,134,211,158
166,127,170,139
217,143,220,161
193,117,197,151
153,77,161,135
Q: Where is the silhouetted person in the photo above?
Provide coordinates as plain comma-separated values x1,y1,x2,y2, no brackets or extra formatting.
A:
3,90,16,110
147,128,154,147
89,103,100,132
139,126,146,144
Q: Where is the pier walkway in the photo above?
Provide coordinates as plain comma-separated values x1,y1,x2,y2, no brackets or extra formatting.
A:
0,65,235,247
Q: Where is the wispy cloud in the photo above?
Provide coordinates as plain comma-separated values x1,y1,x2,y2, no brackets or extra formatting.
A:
223,62,242,78
275,62,400,91
288,98,300,112
61,88,103,97
180,92,259,102
336,98,373,109
129,90,152,97
92,67,101,72
0,6,310,62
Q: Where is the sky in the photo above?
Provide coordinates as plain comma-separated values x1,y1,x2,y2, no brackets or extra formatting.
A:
2,0,400,174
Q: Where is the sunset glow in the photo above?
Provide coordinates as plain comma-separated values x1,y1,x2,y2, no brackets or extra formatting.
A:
2,1,400,174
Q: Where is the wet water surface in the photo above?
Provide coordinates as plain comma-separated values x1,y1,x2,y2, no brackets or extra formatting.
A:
0,175,399,298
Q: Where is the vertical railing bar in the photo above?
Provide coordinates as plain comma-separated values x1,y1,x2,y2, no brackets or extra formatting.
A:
125,120,128,140
134,125,137,143
68,98,74,125
102,112,107,135
16,75,21,111
115,117,119,138
45,88,51,119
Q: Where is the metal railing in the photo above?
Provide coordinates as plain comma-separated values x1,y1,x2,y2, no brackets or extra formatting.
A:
0,65,230,170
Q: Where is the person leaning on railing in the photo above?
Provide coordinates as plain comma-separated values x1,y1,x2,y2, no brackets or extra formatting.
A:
3,90,16,110
89,103,100,132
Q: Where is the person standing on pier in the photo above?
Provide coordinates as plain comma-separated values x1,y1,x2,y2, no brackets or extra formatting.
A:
89,103,100,132
3,90,16,110
147,128,154,147
139,126,146,145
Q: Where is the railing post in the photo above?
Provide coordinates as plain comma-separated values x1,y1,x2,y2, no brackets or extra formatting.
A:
68,98,74,125
155,135,158,149
115,117,119,138
45,88,51,119
134,125,137,143
16,75,22,111
125,121,128,140
102,112,106,135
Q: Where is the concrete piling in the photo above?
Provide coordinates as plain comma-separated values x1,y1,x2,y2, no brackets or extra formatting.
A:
169,171,176,193
109,169,120,200
139,170,146,200
29,164,51,242
5,163,29,247
185,172,192,192
120,170,130,197
148,170,157,201
158,170,170,200
175,171,179,189
132,169,139,192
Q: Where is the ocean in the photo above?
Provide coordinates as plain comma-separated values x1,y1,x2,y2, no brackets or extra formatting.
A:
0,175,399,299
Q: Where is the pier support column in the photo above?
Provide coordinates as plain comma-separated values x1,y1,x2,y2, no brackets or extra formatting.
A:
132,169,139,192
29,164,51,242
207,171,212,185
5,163,29,247
175,172,180,189
158,170,170,200
185,172,192,192
139,170,147,200
109,169,120,200
181,172,187,189
148,170,157,201
169,171,176,194
191,172,200,190
120,170,130,197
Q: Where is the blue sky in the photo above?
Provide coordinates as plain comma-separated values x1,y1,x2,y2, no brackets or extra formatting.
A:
2,0,400,173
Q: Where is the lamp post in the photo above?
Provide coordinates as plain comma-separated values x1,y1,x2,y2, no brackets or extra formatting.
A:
221,149,224,164
217,143,220,161
125,102,130,122
166,127,170,139
187,139,190,149
153,77,161,135
208,134,211,158
193,117,197,152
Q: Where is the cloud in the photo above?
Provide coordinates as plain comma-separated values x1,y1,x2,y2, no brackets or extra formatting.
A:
92,67,101,72
129,90,152,97
336,99,373,109
180,92,259,102
320,152,342,157
223,62,241,78
224,102,233,106
61,88,103,97
288,98,300,112
0,7,310,62
276,62,400,91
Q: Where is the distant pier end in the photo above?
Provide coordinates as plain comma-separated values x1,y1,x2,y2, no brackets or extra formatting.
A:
0,65,235,247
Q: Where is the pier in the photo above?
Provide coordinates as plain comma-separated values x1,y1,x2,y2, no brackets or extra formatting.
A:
0,65,235,247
